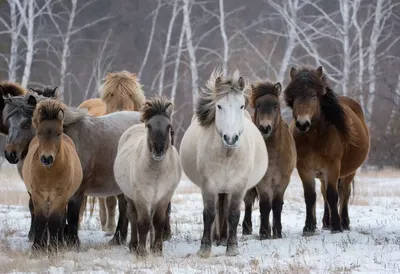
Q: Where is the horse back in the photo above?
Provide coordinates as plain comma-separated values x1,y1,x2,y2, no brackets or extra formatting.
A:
339,96,366,123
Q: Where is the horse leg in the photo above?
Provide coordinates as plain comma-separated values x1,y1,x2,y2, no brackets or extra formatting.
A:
28,192,35,242
226,191,244,256
219,193,228,246
109,194,128,245
66,192,84,249
298,171,317,236
197,189,217,258
162,201,172,241
257,183,272,240
320,179,330,230
325,167,342,233
136,204,151,257
99,197,107,231
31,197,47,255
48,198,68,253
126,197,138,252
151,201,169,256
78,196,87,224
339,173,355,230
242,187,257,235
272,192,284,239
105,196,117,236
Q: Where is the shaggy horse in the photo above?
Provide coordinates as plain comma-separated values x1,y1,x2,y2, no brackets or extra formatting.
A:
2,93,142,247
242,81,296,239
179,69,268,257
0,82,27,135
114,96,181,257
284,66,370,235
23,99,82,254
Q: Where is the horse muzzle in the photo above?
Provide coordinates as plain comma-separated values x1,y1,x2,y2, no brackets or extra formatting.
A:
40,155,54,166
259,124,272,138
4,150,19,164
152,151,165,162
222,134,239,148
295,120,311,132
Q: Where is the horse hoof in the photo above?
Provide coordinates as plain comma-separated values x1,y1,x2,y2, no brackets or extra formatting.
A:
330,228,343,234
134,249,148,258
259,234,271,240
104,231,114,237
162,233,172,242
272,232,282,239
322,225,330,231
242,226,252,235
108,237,124,246
197,247,211,258
226,246,239,257
216,238,227,246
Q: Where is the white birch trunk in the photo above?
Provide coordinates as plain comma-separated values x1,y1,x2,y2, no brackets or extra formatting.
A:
20,0,34,88
339,0,350,96
8,0,19,82
219,0,229,77
170,17,185,103
352,0,364,106
158,0,179,95
183,0,199,107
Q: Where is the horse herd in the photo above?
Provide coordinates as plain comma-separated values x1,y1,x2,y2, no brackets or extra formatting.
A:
0,66,370,258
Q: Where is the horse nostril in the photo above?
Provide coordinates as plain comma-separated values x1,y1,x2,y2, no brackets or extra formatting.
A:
265,125,272,134
234,135,239,142
41,155,54,166
305,121,311,128
223,134,228,142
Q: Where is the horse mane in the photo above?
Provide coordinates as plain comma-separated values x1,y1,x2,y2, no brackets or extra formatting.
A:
101,70,145,111
249,82,280,108
3,93,38,123
195,68,248,127
63,106,88,126
0,81,27,97
140,96,173,122
33,99,65,127
284,67,351,142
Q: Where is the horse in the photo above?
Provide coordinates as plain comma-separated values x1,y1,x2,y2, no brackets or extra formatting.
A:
0,81,27,135
2,93,142,247
23,99,83,254
77,71,150,237
242,81,296,239
1,86,58,241
283,66,370,235
114,96,181,257
179,69,268,257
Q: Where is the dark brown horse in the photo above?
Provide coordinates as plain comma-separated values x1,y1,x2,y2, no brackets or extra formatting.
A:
0,82,27,135
284,66,370,235
242,81,296,239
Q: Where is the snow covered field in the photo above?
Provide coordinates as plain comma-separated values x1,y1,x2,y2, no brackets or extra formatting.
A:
0,163,399,274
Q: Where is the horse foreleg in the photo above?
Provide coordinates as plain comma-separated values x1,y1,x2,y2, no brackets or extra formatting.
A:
339,173,355,230
109,194,128,245
257,187,272,240
105,196,117,236
320,179,330,230
162,201,172,241
226,191,243,256
99,197,107,231
28,192,35,242
136,202,150,257
31,197,47,255
151,201,169,256
66,192,84,249
48,198,68,253
197,190,217,258
272,191,284,239
242,187,257,236
298,171,317,236
325,167,342,233
126,197,138,252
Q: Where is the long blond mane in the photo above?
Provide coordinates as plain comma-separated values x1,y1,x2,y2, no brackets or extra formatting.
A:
101,70,145,113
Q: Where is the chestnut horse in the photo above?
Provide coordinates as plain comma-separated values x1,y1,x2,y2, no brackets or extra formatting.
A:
284,66,370,235
23,99,82,254
242,81,296,239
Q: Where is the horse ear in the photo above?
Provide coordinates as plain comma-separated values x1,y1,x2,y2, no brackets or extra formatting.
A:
165,102,174,117
238,77,245,90
316,66,323,78
29,88,35,92
57,109,64,121
51,87,58,97
27,95,36,106
290,67,298,80
3,94,11,104
131,73,137,79
215,77,222,89
274,82,282,96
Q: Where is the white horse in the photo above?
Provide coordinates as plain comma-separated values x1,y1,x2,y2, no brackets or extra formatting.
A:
179,69,268,257
114,97,181,257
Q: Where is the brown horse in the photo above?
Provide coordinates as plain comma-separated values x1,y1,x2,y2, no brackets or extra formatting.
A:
77,98,105,116
23,99,82,254
242,81,296,239
284,66,370,235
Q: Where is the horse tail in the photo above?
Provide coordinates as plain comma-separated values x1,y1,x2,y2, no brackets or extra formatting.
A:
352,179,355,202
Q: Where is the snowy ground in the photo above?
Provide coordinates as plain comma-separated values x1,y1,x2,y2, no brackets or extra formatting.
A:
0,163,400,274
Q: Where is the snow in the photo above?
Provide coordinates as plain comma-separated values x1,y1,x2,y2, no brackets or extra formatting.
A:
0,167,400,273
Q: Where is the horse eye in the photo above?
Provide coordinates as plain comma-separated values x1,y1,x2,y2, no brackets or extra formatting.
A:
312,93,317,98
240,105,244,109
217,105,222,110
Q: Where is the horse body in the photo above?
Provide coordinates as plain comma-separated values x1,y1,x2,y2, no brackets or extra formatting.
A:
22,99,83,254
114,97,180,256
242,82,296,239
284,66,370,235
77,98,105,116
180,69,268,257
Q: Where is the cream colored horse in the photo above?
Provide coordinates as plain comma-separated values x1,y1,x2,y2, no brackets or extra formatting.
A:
179,69,268,257
114,97,181,257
